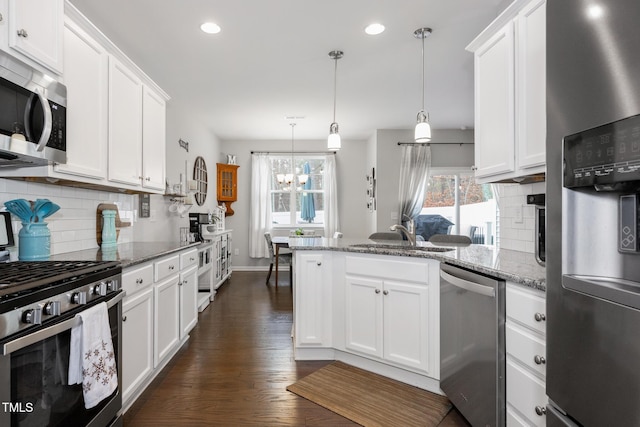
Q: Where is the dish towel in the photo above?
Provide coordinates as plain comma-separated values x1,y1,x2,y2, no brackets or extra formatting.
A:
68,302,118,409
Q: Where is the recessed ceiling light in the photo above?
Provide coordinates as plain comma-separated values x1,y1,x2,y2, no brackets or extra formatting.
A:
365,23,385,35
201,22,221,34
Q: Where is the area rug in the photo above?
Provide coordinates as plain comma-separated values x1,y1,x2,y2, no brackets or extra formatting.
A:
287,361,452,427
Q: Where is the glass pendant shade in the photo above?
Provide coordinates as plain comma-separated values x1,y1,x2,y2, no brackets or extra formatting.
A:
298,174,309,185
328,122,341,151
415,110,432,142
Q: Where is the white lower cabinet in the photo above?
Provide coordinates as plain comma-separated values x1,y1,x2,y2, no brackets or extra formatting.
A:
153,274,180,367
121,247,199,410
294,252,330,347
506,282,547,426
344,255,438,376
122,287,153,404
179,265,198,339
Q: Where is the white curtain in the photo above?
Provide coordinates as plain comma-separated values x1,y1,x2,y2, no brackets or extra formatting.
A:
323,154,340,237
398,145,431,223
249,153,272,258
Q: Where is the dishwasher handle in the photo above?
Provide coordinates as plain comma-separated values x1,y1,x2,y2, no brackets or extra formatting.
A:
440,269,496,298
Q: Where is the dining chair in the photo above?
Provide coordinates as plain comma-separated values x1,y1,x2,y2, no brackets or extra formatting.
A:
264,232,292,287
429,234,472,245
368,231,402,240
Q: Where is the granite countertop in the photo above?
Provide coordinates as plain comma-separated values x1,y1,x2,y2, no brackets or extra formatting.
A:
288,237,546,292
49,241,202,268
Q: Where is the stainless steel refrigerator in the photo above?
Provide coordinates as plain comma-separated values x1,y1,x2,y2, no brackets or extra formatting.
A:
547,1,640,425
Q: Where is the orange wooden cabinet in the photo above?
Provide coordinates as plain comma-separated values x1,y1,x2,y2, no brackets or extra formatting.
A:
216,163,239,216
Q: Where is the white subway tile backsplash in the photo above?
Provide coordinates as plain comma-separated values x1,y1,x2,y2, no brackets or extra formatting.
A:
0,178,135,257
497,182,545,254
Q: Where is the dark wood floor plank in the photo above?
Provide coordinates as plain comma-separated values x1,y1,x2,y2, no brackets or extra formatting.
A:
123,271,469,426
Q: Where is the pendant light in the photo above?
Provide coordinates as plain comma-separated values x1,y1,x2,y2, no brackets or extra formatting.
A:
414,27,432,143
328,50,343,151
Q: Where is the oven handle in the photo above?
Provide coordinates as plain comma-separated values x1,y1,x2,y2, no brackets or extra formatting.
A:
2,291,125,356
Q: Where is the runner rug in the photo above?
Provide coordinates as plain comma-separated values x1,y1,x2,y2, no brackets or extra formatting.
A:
287,361,452,426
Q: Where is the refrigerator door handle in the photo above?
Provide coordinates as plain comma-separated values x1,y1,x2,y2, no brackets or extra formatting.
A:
440,269,496,297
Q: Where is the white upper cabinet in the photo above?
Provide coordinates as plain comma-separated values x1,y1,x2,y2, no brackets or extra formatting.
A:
3,0,64,74
108,57,143,186
142,86,166,191
54,18,108,179
467,0,546,183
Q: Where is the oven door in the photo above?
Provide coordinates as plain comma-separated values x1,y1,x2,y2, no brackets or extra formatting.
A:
0,292,123,427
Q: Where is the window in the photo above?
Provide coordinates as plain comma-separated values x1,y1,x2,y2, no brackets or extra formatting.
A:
269,155,326,227
420,172,497,245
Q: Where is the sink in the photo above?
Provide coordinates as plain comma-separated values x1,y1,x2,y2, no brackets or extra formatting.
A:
349,243,455,252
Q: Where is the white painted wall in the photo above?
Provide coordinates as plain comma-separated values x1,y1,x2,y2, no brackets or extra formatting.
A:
219,137,368,269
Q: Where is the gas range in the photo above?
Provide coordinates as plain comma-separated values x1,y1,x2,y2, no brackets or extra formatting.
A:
0,260,122,342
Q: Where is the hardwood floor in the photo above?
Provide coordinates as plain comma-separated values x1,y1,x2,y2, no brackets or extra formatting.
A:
123,271,470,426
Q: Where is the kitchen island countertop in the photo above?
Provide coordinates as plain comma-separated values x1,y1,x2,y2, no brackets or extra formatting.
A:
288,237,546,292
49,241,202,268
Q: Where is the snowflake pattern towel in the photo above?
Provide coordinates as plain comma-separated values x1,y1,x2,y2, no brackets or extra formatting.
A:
68,302,117,409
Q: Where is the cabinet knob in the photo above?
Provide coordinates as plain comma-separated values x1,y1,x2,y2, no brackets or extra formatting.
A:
17,29,28,38
145,177,151,181
534,355,546,365
316,262,322,266
535,406,547,416
178,281,183,286
534,312,546,322
0,13,4,22
375,289,381,294
136,278,144,284
383,290,389,295
122,316,127,322
169,265,175,270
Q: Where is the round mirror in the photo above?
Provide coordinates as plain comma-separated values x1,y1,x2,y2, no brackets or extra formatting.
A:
193,156,208,206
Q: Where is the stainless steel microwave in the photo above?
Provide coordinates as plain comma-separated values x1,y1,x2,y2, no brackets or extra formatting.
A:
0,51,66,167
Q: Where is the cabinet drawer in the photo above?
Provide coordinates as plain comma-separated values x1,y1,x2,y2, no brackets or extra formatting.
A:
506,358,547,427
506,323,546,378
180,249,198,270
155,255,180,281
345,255,430,283
122,264,154,297
506,284,546,335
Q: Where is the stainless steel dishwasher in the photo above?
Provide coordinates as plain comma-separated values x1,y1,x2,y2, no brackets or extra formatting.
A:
439,263,505,427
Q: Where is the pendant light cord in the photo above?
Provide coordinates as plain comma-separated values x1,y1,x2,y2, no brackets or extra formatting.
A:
333,57,338,122
421,32,425,112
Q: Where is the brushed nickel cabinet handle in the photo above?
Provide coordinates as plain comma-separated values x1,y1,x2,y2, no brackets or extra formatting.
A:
534,312,546,322
383,290,389,295
17,29,28,38
534,355,546,365
375,289,381,294
535,406,547,416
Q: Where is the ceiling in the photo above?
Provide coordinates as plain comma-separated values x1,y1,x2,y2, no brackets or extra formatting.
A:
68,0,506,142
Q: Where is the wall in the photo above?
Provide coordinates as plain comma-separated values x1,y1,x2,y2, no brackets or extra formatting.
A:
220,137,368,269
372,129,475,233
496,181,545,253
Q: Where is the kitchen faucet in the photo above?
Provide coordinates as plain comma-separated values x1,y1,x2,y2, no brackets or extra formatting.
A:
390,214,416,246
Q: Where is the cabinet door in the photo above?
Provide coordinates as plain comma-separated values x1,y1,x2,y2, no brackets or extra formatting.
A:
345,275,382,357
179,265,198,339
142,86,166,190
474,21,515,179
383,280,429,373
295,252,330,347
154,274,180,367
8,0,63,73
122,287,153,404
55,19,108,179
516,0,546,169
108,57,143,186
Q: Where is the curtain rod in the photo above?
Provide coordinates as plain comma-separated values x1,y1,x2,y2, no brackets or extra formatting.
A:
397,142,473,146
250,150,336,154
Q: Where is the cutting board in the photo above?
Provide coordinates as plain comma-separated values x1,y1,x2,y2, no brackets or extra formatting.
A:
96,203,131,245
